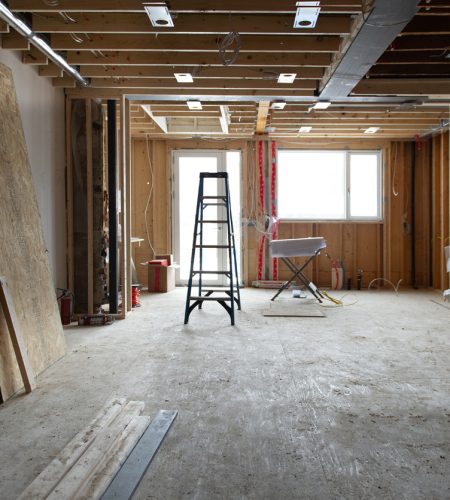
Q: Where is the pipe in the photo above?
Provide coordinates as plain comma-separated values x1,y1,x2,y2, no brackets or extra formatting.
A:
0,1,89,87
107,100,119,314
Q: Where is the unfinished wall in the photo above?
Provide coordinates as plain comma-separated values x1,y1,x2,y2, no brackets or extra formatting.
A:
0,63,66,401
0,48,66,288
131,132,450,290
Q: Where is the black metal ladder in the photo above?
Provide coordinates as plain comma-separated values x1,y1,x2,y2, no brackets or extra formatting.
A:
184,172,241,325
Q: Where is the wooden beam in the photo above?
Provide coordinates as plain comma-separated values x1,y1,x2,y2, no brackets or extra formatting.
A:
1,29,30,50
86,77,318,90
353,78,450,96
32,13,353,35
22,45,48,65
39,62,63,78
392,34,450,51
68,51,332,67
66,97,74,295
53,75,76,87
79,66,324,80
51,33,342,53
0,278,36,394
369,64,450,76
378,51,450,64
0,20,9,33
86,100,94,315
11,0,363,13
402,15,450,34
256,101,270,134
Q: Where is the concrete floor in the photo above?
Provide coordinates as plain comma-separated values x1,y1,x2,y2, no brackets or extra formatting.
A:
0,288,449,499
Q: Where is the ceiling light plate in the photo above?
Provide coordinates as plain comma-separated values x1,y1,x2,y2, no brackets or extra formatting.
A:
187,100,202,110
299,126,313,133
143,2,174,27
271,101,287,110
294,2,321,29
174,72,193,83
364,127,380,134
313,101,331,110
278,73,297,84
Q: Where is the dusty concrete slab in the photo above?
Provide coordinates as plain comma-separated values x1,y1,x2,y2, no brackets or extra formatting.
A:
0,288,449,499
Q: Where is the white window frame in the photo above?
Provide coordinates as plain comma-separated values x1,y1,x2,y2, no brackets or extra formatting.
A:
277,149,383,222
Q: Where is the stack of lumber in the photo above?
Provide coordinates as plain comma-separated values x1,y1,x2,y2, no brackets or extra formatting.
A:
18,398,150,500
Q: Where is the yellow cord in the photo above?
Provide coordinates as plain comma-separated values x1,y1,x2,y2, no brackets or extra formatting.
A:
319,291,359,308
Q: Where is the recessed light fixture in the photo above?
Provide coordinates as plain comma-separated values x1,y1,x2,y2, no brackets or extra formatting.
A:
174,73,193,83
271,101,287,110
313,101,331,110
143,2,174,27
299,126,313,133
187,100,202,110
278,73,297,84
294,1,321,29
364,127,380,134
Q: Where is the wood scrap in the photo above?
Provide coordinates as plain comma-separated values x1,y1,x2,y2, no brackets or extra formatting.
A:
0,278,36,393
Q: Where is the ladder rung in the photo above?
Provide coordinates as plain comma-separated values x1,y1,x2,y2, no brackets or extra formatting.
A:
201,196,226,199
192,271,231,275
199,220,227,223
201,288,239,292
190,296,232,301
195,245,231,249
202,203,226,206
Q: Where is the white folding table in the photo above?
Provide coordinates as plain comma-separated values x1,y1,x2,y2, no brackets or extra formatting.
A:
270,237,327,302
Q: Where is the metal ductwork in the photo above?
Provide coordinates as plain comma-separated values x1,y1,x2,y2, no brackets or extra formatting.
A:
319,0,420,100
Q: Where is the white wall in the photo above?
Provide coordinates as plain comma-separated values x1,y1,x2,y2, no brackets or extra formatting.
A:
0,47,66,288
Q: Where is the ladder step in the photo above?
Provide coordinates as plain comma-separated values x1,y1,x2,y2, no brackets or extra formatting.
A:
201,196,226,200
192,270,230,275
202,203,226,206
194,245,231,249
190,296,232,301
199,220,228,224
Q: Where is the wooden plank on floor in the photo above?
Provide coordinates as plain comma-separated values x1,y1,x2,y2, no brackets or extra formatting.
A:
77,415,151,499
0,277,36,393
46,401,145,500
17,398,127,500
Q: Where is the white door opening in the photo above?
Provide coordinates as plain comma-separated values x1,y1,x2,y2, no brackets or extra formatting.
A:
173,150,241,286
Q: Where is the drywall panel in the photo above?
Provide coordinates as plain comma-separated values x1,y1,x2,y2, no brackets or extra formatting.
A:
0,48,66,288
0,64,66,401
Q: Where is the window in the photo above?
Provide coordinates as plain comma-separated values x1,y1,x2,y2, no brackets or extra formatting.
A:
277,150,382,221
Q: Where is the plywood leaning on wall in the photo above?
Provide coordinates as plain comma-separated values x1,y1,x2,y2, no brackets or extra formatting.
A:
0,64,66,402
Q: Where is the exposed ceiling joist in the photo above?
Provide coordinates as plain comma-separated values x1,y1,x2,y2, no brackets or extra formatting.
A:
9,0,363,14
32,13,353,35
256,101,271,134
67,51,333,67
50,34,342,53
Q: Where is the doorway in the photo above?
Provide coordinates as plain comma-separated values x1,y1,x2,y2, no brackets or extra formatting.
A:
172,150,241,286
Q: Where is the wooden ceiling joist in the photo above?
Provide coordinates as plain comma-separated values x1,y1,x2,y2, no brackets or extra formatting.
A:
78,66,325,80
50,34,343,53
2,0,448,139
67,51,333,67
10,0,363,13
32,14,353,35
354,78,450,96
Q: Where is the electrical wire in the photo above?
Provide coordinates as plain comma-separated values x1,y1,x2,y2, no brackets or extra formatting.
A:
319,291,359,308
392,142,399,197
368,277,403,295
144,134,156,256
218,31,241,66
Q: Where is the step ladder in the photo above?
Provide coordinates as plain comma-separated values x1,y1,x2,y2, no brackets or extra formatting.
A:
184,172,241,325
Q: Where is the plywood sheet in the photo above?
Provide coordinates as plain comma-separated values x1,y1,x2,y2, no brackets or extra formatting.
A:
0,63,66,401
